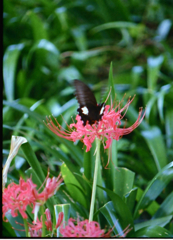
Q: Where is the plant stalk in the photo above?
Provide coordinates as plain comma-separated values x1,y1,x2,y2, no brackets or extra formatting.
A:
89,137,101,222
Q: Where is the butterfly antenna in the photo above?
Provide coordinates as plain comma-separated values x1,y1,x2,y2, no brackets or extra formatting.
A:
104,86,112,104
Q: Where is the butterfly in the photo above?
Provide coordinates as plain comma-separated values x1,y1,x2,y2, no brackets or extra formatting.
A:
74,79,105,126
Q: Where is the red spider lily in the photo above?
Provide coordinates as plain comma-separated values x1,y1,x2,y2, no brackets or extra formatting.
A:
28,209,52,234
2,178,36,221
2,173,63,221
59,218,112,237
33,173,63,203
28,210,63,237
46,96,145,152
45,208,53,232
29,228,42,237
60,218,132,238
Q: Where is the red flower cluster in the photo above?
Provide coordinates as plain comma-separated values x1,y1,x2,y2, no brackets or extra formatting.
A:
2,173,63,221
2,178,36,220
59,218,112,237
28,211,63,237
46,97,145,152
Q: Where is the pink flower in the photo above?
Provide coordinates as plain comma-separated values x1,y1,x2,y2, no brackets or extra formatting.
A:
45,208,53,231
2,173,63,221
2,177,37,221
33,173,63,204
28,216,43,237
55,212,64,229
28,210,63,236
59,218,111,237
46,96,145,152
29,229,42,237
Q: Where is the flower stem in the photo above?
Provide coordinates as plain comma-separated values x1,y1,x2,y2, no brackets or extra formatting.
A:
24,218,29,237
89,137,101,222
41,205,46,237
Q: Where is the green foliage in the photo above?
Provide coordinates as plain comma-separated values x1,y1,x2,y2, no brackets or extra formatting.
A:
3,0,173,237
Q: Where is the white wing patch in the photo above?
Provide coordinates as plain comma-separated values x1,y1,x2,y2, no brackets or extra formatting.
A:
81,106,89,115
99,106,105,115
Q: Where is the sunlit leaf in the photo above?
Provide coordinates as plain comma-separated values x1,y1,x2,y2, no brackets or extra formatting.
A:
141,126,167,171
3,44,24,101
61,163,87,208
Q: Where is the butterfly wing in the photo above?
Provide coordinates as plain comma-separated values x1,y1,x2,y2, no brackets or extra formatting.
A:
74,79,97,106
74,79,105,125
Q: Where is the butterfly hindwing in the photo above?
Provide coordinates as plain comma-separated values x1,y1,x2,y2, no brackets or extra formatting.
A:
74,79,105,125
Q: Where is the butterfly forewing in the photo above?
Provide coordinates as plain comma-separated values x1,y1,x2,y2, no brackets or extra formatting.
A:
74,79,97,106
74,79,105,125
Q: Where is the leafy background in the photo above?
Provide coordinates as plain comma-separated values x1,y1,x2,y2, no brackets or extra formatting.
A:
3,0,173,237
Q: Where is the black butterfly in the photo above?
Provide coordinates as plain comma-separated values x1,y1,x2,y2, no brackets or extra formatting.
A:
74,79,105,126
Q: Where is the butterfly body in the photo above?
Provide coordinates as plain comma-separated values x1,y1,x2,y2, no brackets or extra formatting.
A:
74,80,105,126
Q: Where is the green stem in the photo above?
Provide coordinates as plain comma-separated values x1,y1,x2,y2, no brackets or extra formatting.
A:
24,218,29,237
41,205,46,237
89,138,101,222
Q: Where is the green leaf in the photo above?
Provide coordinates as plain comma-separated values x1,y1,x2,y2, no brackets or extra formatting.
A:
152,191,173,218
157,85,170,122
94,0,130,22
99,201,131,237
71,27,87,51
145,94,157,121
97,186,134,231
26,39,60,68
54,204,70,237
92,21,136,34
5,213,26,237
113,167,135,198
147,55,164,90
135,225,173,237
131,66,144,88
134,162,173,219
165,106,173,149
124,187,138,214
3,221,17,237
135,215,172,231
61,163,87,208
141,126,167,171
3,100,43,123
21,142,46,184
27,11,48,41
3,44,24,101
101,141,118,192
108,62,116,103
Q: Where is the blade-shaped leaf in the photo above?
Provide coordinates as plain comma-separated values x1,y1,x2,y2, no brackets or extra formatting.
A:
21,142,46,184
54,204,70,237
99,201,132,237
135,215,172,231
97,186,134,231
124,187,138,213
3,44,24,101
113,167,135,198
135,225,173,237
152,191,173,219
61,163,87,208
134,162,173,219
141,126,167,171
